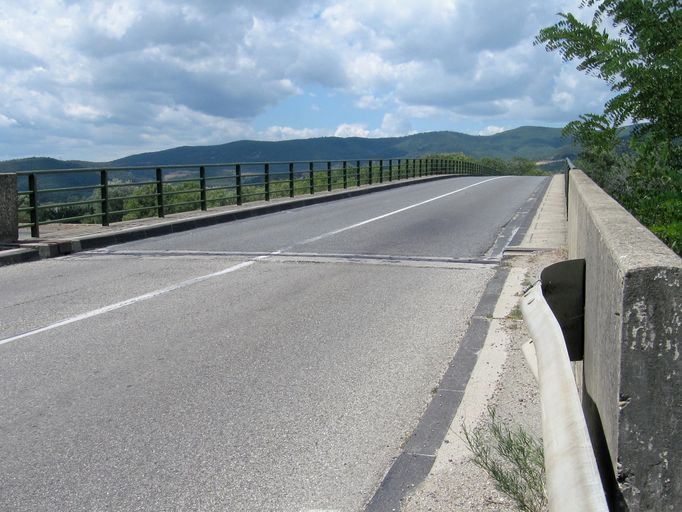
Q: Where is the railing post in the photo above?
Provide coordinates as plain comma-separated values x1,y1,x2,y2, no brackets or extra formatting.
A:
156,167,165,218
100,169,109,226
356,160,361,186
368,160,373,185
264,163,270,201
199,166,207,211
389,159,393,181
343,161,348,189
289,163,295,198
28,173,39,238
327,161,332,192
309,162,314,194
379,160,383,183
236,164,242,205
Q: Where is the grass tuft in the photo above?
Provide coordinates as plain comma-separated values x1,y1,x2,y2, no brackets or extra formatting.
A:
462,406,547,512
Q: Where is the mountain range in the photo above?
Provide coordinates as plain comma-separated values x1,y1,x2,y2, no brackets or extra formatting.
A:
0,126,576,172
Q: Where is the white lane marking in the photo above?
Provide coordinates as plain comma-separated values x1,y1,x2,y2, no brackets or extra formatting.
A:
0,260,255,346
298,177,505,245
1,177,504,346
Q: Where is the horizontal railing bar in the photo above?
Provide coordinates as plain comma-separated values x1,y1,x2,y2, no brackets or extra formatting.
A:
205,196,236,204
107,180,159,188
39,212,103,225
162,188,202,198
203,176,235,183
164,200,203,209
107,193,159,202
15,158,429,175
207,184,237,191
240,191,267,199
34,184,103,194
36,199,102,210
108,205,158,215
162,177,202,185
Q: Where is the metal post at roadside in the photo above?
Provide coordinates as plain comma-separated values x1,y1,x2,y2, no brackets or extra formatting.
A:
28,174,38,237
156,167,165,218
236,164,242,205
100,169,109,226
327,161,332,192
309,162,314,194
199,166,207,211
264,163,270,201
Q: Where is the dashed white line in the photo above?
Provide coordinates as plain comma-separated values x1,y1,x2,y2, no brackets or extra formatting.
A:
299,177,504,244
0,177,506,346
0,260,255,346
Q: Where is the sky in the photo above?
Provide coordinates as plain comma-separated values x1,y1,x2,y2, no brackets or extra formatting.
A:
0,0,614,162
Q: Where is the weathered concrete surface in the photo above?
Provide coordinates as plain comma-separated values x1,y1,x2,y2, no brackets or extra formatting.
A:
0,174,18,243
568,169,682,511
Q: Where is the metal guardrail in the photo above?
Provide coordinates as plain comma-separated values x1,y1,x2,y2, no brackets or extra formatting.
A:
521,261,608,512
16,158,497,238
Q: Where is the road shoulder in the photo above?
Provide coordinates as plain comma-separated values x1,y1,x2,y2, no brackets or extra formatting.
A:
400,174,567,511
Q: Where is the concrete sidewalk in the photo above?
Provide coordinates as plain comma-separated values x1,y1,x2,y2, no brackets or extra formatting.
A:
400,174,567,511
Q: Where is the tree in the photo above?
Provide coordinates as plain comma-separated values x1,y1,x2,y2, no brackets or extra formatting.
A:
536,1,682,143
535,0,681,254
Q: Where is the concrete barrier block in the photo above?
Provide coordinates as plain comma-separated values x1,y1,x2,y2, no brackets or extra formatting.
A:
0,174,18,243
568,169,682,511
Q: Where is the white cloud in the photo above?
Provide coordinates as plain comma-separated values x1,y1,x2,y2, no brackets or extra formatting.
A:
64,103,104,120
376,113,412,137
334,123,370,138
478,125,506,136
0,113,18,127
0,0,615,160
262,125,329,140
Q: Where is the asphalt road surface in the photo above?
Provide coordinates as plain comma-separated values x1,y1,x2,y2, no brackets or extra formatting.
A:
0,175,545,511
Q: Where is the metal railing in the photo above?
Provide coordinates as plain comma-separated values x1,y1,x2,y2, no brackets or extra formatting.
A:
16,157,497,238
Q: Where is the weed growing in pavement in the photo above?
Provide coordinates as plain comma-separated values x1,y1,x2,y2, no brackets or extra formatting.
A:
462,406,547,512
507,304,524,320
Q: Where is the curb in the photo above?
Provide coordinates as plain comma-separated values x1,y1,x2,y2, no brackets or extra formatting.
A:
0,175,464,267
364,176,551,511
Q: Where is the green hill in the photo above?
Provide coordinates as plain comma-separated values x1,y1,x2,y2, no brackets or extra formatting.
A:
108,126,575,167
0,126,577,174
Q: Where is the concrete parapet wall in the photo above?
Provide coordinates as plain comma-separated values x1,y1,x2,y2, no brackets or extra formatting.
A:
568,169,681,511
0,174,18,243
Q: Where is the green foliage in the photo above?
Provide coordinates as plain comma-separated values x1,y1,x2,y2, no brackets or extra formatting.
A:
536,1,682,141
536,0,682,255
462,407,547,512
